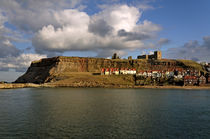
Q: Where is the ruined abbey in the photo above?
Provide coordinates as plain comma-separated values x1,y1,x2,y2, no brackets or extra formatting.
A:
137,51,162,60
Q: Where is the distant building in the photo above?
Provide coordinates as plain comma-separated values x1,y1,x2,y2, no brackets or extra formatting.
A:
165,71,170,77
169,71,174,77
128,56,132,60
137,51,162,60
200,62,208,66
184,76,198,86
102,68,136,75
137,54,148,60
199,76,206,85
101,68,105,75
105,68,110,75
120,68,125,75
147,71,152,77
112,53,120,59
110,68,114,75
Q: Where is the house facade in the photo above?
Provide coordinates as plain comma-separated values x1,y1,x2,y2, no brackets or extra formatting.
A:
184,76,198,86
199,76,206,85
101,68,136,75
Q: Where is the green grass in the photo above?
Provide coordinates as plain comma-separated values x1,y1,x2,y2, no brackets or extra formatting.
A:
177,59,204,71
51,72,135,86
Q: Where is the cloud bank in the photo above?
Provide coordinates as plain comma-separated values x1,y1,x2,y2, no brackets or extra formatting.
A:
32,5,161,57
0,53,46,72
166,36,210,62
0,1,162,71
2,0,209,73
0,12,46,71
1,0,209,74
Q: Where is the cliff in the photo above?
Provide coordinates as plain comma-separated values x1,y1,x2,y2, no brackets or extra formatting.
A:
15,56,204,84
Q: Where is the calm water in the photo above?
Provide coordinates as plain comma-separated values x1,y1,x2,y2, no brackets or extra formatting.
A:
0,88,210,138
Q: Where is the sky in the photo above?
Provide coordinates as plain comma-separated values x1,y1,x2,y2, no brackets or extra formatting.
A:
0,0,210,82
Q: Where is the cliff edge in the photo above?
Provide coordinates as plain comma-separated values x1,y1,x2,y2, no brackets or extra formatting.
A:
15,56,204,86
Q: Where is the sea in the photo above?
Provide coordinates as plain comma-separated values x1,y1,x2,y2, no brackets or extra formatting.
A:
0,88,210,138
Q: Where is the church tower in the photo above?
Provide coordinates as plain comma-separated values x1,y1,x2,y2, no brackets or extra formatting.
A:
154,51,162,60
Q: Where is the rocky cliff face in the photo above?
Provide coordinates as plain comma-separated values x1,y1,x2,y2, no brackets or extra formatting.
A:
15,56,203,83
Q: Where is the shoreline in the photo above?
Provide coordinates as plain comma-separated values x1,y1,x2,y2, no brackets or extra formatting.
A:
1,83,210,90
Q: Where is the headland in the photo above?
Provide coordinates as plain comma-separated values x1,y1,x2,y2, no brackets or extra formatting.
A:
1,52,210,89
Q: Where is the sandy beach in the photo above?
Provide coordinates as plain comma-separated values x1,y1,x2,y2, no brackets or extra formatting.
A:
1,83,210,90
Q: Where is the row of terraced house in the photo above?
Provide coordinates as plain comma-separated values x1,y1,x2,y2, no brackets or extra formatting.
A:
136,69,209,86
101,68,210,86
137,69,200,78
101,68,137,75
101,68,199,77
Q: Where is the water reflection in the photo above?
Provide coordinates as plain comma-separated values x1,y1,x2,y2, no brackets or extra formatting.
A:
0,88,210,138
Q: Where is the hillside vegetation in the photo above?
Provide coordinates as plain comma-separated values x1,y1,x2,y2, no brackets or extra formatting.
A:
48,72,135,87
177,59,204,72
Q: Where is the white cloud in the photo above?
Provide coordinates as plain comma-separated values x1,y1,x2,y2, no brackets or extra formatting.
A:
166,36,210,62
0,53,47,72
135,20,161,33
0,1,164,71
138,3,155,11
96,5,141,32
157,38,170,46
0,12,47,71
54,9,90,27
0,13,7,27
32,5,161,57
0,0,82,32
0,13,22,58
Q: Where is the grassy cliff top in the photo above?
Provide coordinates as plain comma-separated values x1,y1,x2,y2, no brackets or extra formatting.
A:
31,56,204,71
177,59,204,72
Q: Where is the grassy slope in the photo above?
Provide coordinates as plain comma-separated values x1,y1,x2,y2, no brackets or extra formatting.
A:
177,59,204,72
49,72,135,87
47,59,204,86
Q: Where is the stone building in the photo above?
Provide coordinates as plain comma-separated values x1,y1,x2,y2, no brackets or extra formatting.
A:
184,76,198,86
199,75,206,85
112,53,120,59
137,51,162,60
128,56,132,60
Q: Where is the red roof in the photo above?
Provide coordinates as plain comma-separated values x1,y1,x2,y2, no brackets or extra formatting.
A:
184,76,197,79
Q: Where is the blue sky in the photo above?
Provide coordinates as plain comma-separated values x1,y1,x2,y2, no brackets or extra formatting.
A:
145,0,210,43
0,0,210,81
